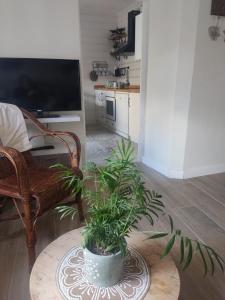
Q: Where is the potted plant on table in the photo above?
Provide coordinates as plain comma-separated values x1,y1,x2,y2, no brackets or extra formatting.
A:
54,140,224,287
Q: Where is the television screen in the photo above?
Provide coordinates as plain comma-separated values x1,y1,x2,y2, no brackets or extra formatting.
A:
0,58,81,111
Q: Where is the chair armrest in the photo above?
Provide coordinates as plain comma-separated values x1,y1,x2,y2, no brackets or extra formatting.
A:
29,132,81,168
20,109,81,168
20,108,51,134
53,131,81,167
0,146,30,196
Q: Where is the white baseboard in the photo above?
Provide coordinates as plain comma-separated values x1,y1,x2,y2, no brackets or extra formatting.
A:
142,156,184,179
142,156,225,179
183,163,225,179
167,169,184,179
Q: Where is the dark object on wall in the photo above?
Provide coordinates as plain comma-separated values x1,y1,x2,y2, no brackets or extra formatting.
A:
90,70,98,82
111,10,140,57
114,67,129,77
208,25,221,40
211,0,225,17
0,58,82,112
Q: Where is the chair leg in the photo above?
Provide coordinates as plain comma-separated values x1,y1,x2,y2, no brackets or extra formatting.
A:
0,197,6,214
76,191,84,222
23,196,36,272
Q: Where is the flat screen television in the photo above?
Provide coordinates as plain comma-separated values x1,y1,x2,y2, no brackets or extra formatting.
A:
0,58,82,112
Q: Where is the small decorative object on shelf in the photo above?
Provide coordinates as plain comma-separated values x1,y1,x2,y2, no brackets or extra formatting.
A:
109,27,127,60
54,140,224,289
90,61,111,81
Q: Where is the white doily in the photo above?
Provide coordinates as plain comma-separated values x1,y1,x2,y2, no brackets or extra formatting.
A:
56,246,150,300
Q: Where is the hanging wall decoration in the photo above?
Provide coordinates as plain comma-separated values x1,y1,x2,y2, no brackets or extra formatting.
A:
208,23,221,40
208,16,221,40
209,1,225,41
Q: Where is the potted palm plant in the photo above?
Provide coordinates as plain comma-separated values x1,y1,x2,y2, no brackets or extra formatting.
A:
55,140,224,287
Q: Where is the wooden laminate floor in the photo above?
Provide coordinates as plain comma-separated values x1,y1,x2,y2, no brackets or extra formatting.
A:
0,157,225,300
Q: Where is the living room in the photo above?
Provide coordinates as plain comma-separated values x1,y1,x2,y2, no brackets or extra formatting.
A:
0,0,225,300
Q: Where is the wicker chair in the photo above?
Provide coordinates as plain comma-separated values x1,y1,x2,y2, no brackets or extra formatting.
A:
0,108,84,271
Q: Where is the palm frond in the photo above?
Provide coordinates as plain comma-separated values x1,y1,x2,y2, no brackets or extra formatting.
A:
53,139,224,275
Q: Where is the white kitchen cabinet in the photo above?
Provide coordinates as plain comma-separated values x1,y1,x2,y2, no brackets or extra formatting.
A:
115,92,129,138
95,89,140,143
95,90,105,125
129,93,140,143
135,13,143,61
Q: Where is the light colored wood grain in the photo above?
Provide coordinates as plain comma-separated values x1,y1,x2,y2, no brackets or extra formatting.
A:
188,175,225,206
94,85,140,94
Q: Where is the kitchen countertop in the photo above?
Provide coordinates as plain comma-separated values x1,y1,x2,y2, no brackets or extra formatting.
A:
94,84,140,93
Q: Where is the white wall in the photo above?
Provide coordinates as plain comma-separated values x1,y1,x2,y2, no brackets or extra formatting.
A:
80,13,115,125
0,0,86,162
0,0,81,59
184,0,225,178
168,0,200,177
142,0,183,176
142,0,225,178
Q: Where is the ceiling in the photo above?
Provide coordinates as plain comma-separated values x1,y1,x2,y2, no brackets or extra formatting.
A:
79,0,138,16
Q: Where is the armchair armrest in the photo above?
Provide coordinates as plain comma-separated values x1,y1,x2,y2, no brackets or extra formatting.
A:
53,131,81,167
20,108,81,168
29,132,81,168
0,146,30,196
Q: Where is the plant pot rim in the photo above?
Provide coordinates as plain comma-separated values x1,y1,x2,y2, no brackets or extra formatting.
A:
83,246,122,258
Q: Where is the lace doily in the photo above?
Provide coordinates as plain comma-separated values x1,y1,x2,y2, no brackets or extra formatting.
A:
56,246,150,300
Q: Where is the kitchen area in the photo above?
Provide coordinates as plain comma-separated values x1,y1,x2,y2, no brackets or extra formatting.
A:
79,0,143,164
94,84,140,141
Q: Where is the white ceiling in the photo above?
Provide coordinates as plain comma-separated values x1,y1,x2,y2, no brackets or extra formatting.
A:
79,0,138,16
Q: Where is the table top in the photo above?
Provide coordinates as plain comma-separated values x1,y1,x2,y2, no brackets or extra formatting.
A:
30,228,180,300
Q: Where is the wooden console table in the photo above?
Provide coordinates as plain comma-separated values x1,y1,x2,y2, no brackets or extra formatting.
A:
30,229,180,300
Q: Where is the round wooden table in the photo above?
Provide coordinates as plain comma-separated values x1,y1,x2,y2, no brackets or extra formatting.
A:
30,228,180,300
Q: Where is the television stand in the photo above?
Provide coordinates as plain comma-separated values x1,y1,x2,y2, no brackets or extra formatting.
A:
34,110,60,119
38,114,60,118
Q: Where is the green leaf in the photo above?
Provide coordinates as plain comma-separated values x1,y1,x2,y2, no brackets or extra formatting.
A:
176,230,181,236
197,242,208,276
55,206,77,220
182,238,193,270
148,209,159,218
51,139,224,276
180,237,185,265
205,246,215,276
149,204,164,212
149,232,168,239
168,215,174,233
161,234,176,259
209,247,224,273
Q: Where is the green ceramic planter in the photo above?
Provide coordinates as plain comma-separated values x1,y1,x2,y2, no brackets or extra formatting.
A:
83,247,124,287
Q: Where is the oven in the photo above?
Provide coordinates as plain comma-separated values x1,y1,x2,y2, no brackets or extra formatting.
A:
105,96,116,121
